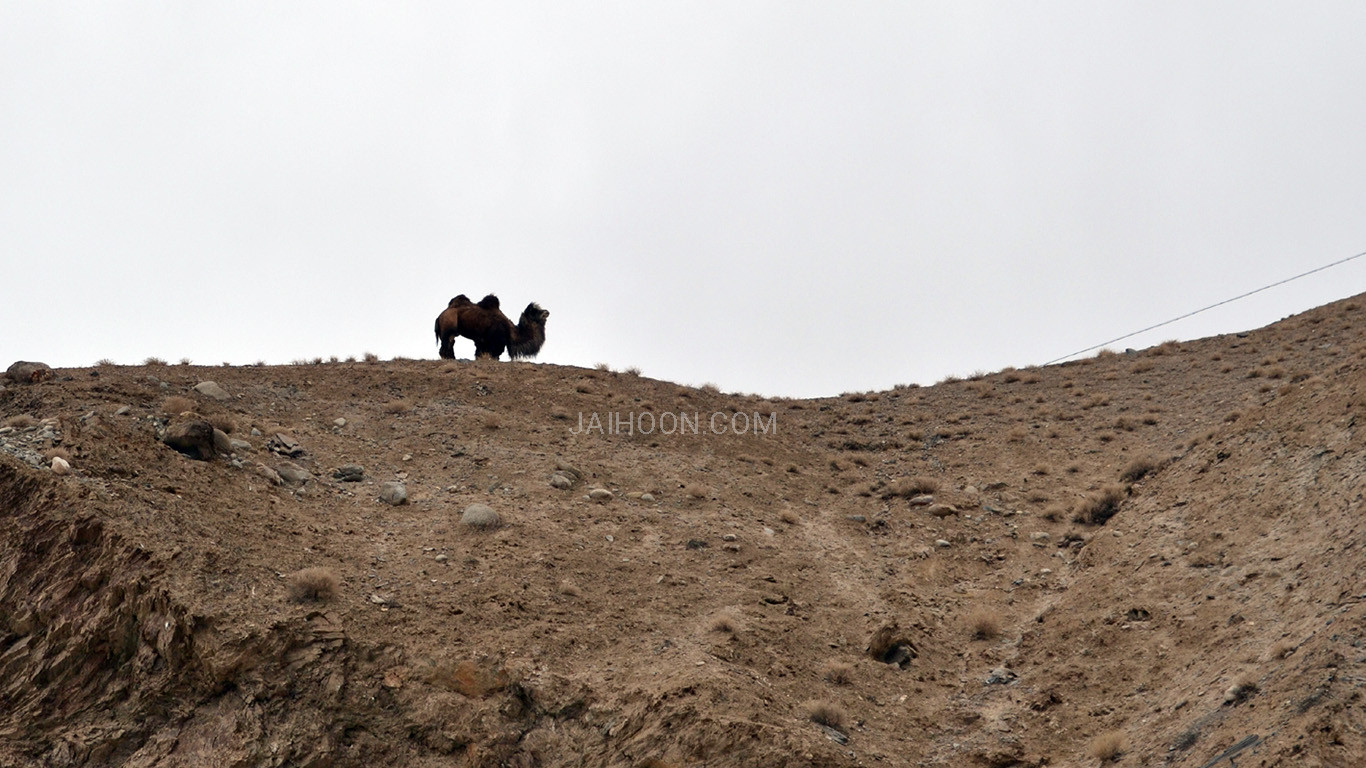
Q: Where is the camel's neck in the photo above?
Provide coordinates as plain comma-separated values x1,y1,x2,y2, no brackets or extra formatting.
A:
508,318,546,359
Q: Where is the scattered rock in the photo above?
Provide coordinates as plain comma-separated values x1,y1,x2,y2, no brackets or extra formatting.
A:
985,667,1018,685
867,623,918,668
333,418,347,428
193,381,230,401
847,515,867,523
277,462,313,485
115,405,132,416
1031,531,1051,542
722,534,738,542
379,481,408,506
554,459,584,482
461,503,501,529
163,419,216,460
434,554,449,563
549,473,574,490
907,494,935,506
212,428,234,455
230,438,253,453
926,504,957,518
589,488,614,502
934,539,952,548
4,361,54,384
641,493,655,502
334,464,365,482
267,433,304,457
254,463,283,485
50,456,71,475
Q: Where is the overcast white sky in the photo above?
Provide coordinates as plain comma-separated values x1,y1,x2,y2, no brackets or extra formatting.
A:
3,3,1365,398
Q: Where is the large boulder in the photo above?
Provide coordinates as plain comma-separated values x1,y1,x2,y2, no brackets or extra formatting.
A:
163,419,216,461
5,361,54,384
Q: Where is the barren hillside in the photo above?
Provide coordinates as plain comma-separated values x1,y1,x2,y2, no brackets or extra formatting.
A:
2,295,1364,768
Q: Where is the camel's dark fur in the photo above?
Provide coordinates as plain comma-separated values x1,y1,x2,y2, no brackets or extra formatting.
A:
435,294,549,360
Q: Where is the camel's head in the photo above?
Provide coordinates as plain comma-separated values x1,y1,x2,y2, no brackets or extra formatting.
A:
523,303,549,326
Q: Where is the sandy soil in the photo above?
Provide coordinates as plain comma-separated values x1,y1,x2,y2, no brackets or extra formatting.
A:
2,295,1364,767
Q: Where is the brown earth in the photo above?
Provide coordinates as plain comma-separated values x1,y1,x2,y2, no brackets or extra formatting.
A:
2,295,1365,767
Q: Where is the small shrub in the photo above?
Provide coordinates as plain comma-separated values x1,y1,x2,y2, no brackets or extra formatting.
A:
779,509,801,525
5,414,38,430
594,362,612,372
1119,455,1159,483
287,567,340,603
1041,503,1068,522
1087,730,1127,762
803,700,848,730
709,612,740,634
383,400,413,415
699,383,721,395
882,476,940,499
684,483,709,500
208,414,236,434
162,396,196,416
178,358,192,366
624,366,642,376
143,357,168,366
483,412,503,430
821,662,854,686
1074,484,1128,525
95,358,116,367
1224,675,1259,704
966,608,1001,640
363,352,379,363
1266,638,1296,660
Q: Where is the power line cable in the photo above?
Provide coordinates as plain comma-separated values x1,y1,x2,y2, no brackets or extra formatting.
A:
1044,249,1366,366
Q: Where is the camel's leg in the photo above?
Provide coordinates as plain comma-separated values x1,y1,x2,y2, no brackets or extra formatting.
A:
438,334,456,359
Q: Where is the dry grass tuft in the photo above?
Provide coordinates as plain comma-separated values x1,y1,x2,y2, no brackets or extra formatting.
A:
287,567,340,603
1087,730,1128,762
1074,484,1128,526
684,483,709,500
594,362,612,372
162,396,196,416
883,476,940,499
208,414,236,434
1266,638,1297,661
803,700,848,730
624,366,642,376
483,412,503,430
709,611,740,634
1224,675,1259,704
966,608,1002,640
143,357,168,366
779,509,801,525
363,352,379,363
5,414,38,430
821,661,855,686
1119,455,1160,483
550,406,571,420
383,399,413,415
